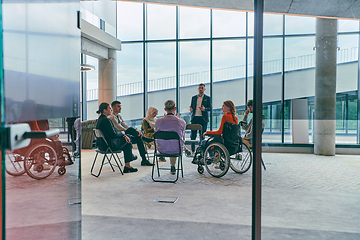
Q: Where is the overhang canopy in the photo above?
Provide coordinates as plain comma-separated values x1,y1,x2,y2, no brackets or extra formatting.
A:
118,0,360,20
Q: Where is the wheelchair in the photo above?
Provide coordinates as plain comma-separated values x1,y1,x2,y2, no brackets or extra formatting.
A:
192,122,252,178
5,137,72,180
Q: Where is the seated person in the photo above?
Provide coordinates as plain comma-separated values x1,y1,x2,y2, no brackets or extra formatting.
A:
203,100,238,138
142,107,166,162
108,100,153,166
241,100,265,148
95,102,137,173
192,100,238,164
155,100,186,174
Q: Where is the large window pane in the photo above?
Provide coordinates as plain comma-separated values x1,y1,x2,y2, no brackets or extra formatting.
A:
336,34,359,144
85,56,98,120
117,2,143,41
179,41,210,126
284,36,315,143
148,42,176,118
285,15,315,35
117,43,144,129
263,38,283,142
147,4,176,40
212,39,246,130
212,9,246,37
264,13,283,36
179,6,210,39
338,19,359,33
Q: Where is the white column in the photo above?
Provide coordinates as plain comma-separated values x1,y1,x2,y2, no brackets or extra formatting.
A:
98,49,117,105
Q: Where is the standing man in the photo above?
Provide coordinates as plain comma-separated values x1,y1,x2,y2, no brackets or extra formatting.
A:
155,100,186,174
189,83,212,154
109,100,153,166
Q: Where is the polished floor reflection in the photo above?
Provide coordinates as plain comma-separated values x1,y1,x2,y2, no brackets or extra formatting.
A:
5,150,81,240
82,150,360,240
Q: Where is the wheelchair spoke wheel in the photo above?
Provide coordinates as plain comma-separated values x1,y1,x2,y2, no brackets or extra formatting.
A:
24,143,58,180
203,142,230,178
230,142,252,174
5,150,26,176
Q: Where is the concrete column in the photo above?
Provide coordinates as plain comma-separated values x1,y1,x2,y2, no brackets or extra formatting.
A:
314,18,337,156
98,49,117,105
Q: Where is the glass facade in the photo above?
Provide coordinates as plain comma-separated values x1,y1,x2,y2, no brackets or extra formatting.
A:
114,2,360,144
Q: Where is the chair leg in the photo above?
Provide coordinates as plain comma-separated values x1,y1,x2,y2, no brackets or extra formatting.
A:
261,158,266,170
91,153,107,177
106,154,116,172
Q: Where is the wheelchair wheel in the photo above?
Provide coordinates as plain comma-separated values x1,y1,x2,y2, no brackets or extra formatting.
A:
203,142,230,178
23,143,58,180
197,165,204,174
230,142,252,174
5,150,26,176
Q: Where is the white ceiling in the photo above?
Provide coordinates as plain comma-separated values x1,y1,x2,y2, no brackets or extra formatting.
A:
117,0,360,20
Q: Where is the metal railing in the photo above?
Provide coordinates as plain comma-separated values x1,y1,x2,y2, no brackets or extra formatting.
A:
87,47,359,101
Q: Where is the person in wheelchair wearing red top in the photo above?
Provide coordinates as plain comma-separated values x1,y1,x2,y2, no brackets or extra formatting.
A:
191,100,238,165
203,100,238,137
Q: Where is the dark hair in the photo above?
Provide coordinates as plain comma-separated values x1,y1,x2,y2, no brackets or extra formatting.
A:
199,83,205,87
223,100,237,122
247,100,253,107
96,102,109,114
111,100,121,107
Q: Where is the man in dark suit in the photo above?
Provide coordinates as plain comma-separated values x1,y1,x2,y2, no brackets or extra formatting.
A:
189,83,212,154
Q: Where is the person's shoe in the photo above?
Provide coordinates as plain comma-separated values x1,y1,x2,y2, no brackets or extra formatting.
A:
191,159,199,165
132,155,138,161
141,160,154,166
65,159,74,166
170,165,176,174
124,166,138,173
142,136,154,143
159,157,166,162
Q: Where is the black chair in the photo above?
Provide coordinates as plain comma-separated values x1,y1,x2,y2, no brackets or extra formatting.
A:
91,129,124,177
151,131,183,183
184,124,203,157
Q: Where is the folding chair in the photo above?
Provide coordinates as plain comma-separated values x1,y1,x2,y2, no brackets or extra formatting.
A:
91,129,124,177
151,131,183,183
184,124,203,157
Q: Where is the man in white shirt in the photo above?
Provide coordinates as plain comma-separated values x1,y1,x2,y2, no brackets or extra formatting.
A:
109,101,153,166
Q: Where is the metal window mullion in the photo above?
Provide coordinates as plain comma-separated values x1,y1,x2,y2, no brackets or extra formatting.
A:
252,0,264,239
210,9,213,131
143,3,148,117
176,6,180,112
282,15,286,143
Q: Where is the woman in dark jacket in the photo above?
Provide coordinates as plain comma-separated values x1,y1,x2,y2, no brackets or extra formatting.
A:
96,102,137,173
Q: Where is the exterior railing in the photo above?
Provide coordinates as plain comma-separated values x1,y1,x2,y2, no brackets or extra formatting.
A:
87,47,359,101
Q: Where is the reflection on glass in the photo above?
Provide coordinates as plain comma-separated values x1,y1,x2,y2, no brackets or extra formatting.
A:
179,6,210,39
147,4,176,40
212,9,246,37
285,15,315,34
117,43,143,128
117,1,143,41
148,42,176,117
338,19,359,33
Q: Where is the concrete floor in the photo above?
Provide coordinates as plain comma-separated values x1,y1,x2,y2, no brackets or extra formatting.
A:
81,150,360,240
